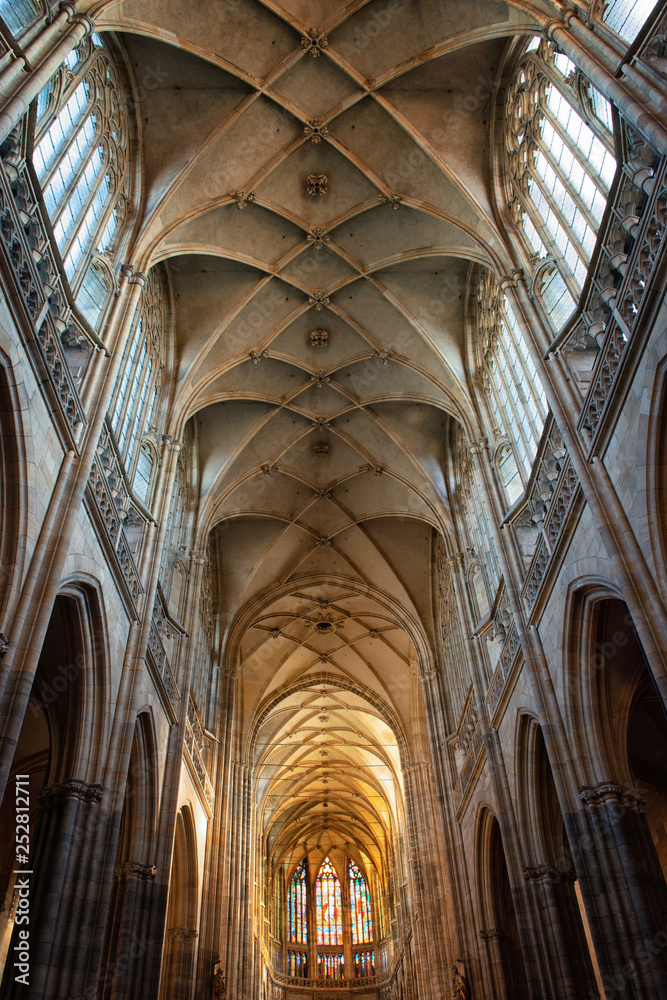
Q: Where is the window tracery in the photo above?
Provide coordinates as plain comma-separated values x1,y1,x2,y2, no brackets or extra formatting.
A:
477,269,547,500
110,267,165,487
455,429,500,603
506,38,617,321
30,33,129,300
0,0,40,36
348,860,373,945
288,860,308,944
595,0,658,42
316,857,343,946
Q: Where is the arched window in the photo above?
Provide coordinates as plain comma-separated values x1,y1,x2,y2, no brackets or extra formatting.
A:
0,0,40,36
288,859,308,944
506,38,617,321
455,427,501,604
477,269,548,497
348,860,373,945
30,33,128,297
110,268,164,477
316,857,343,945
133,444,154,506
598,0,658,42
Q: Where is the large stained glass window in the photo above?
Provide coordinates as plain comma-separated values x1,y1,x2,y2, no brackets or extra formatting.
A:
316,857,343,945
288,860,308,943
348,861,373,944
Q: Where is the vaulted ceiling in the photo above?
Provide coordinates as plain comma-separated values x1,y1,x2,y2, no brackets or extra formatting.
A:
88,0,550,863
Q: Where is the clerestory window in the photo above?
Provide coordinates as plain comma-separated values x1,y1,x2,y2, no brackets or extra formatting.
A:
477,269,548,503
30,33,128,306
109,268,164,491
506,38,617,325
0,0,39,36
597,0,659,42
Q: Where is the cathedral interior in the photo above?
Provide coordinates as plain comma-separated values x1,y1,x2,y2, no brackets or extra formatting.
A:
0,0,667,998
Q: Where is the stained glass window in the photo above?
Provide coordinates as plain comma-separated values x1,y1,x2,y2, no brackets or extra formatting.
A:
287,951,308,977
316,857,343,945
354,951,375,978
318,953,344,979
348,861,373,944
288,860,308,944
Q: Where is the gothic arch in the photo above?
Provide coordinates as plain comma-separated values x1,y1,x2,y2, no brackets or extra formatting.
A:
0,348,27,632
160,805,200,1000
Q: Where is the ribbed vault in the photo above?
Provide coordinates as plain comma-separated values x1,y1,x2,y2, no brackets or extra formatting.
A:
80,0,551,980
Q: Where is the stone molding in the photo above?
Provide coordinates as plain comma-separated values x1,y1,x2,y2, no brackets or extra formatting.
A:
579,781,646,811
166,926,199,941
478,928,511,942
112,862,157,882
40,779,103,807
523,863,576,884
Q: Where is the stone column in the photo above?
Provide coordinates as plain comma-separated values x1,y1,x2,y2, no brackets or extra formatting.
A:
0,778,108,999
0,270,145,806
478,928,513,1000
98,862,157,1000
522,864,598,1000
161,926,199,999
567,781,667,998
546,10,667,158
0,8,94,144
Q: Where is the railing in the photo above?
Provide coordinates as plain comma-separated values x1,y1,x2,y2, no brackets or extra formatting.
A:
558,124,666,449
506,418,581,619
0,120,97,442
184,694,214,811
86,422,146,613
271,971,390,990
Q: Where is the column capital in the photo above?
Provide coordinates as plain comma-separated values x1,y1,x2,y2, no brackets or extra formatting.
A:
499,269,524,290
479,927,512,942
112,862,156,882
39,778,103,808
579,781,646,811
126,269,147,287
523,863,576,884
166,926,199,941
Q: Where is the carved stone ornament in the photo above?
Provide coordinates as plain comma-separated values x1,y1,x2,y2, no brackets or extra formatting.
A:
0,633,8,655
234,190,255,210
40,779,104,807
312,417,330,429
378,192,402,210
314,442,329,457
310,329,329,347
113,862,157,882
478,928,512,942
212,966,226,1000
309,292,329,310
371,349,392,364
302,29,328,57
249,349,269,364
307,228,330,250
452,962,470,1000
523,863,575,884
304,119,329,143
579,781,646,811
310,371,330,389
307,173,328,196
167,926,199,941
